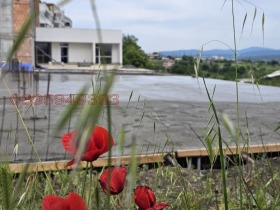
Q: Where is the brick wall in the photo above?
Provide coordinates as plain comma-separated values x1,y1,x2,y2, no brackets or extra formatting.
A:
13,0,33,64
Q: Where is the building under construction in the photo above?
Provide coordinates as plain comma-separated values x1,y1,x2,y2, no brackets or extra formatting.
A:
0,0,72,70
0,0,122,70
0,0,34,70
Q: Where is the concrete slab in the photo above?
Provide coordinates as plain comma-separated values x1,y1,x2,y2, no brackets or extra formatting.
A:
0,72,279,163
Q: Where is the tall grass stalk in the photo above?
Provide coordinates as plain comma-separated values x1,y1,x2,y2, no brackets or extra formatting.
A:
1,14,54,192
105,101,113,210
232,1,247,208
231,0,241,146
203,78,228,210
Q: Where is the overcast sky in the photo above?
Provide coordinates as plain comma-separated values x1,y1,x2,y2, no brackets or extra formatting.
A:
46,0,280,53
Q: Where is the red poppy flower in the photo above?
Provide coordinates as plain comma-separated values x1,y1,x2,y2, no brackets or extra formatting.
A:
99,166,127,195
42,192,86,210
134,186,169,210
62,126,114,167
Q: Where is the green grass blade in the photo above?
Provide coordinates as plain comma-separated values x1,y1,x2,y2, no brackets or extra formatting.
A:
221,113,237,140
250,7,257,36
194,46,203,78
57,0,74,7
262,12,265,45
241,13,247,36
126,90,134,109
274,122,280,132
117,127,126,157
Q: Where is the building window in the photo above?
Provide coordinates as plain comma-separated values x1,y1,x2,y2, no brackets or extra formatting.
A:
95,44,112,64
36,42,51,64
60,43,68,63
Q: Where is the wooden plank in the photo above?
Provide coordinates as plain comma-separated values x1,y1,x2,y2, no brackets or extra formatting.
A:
176,144,280,157
7,143,280,173
8,153,169,173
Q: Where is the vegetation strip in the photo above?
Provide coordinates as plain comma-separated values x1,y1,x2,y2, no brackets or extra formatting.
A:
8,143,280,173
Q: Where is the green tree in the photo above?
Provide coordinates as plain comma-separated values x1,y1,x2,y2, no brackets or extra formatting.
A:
169,57,194,75
123,34,151,68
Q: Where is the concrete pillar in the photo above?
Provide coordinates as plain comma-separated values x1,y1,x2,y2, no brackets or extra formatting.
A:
187,157,192,169
197,157,201,170
92,42,95,64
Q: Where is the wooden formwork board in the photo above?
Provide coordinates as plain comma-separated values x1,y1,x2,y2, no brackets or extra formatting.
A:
8,153,169,173
7,143,280,173
176,143,280,157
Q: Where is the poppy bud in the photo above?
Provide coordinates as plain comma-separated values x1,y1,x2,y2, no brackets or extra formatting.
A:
99,166,127,195
134,186,169,210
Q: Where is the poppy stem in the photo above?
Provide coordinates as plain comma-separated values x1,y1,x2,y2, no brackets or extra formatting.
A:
81,161,89,198
115,195,121,207
105,167,112,209
87,162,94,209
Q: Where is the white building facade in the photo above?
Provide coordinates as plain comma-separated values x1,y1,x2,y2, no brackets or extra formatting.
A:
35,27,122,65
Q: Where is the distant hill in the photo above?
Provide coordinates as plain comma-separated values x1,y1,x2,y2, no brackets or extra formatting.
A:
159,47,280,61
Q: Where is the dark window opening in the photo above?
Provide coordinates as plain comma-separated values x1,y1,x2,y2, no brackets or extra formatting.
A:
60,43,68,63
95,44,112,64
36,42,51,64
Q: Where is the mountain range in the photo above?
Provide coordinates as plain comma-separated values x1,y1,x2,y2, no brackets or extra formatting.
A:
159,47,280,61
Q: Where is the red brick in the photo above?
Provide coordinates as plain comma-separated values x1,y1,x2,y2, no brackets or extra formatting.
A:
13,0,33,64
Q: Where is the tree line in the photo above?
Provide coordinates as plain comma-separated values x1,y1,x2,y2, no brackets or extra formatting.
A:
167,56,280,85
122,34,280,86
122,34,163,71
